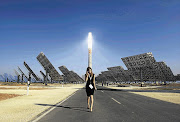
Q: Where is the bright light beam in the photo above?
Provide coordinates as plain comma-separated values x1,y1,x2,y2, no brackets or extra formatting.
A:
88,32,92,68
88,32,92,49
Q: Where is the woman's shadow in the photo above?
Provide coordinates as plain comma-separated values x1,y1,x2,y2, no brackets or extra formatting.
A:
35,103,90,112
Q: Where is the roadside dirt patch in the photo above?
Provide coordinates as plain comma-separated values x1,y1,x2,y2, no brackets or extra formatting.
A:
0,86,52,90
0,82,26,86
0,87,15,90
0,93,21,101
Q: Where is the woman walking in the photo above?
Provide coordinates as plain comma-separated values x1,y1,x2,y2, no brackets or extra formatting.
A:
85,67,97,112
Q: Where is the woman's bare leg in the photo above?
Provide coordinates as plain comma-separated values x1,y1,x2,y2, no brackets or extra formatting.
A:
87,96,90,109
90,95,93,112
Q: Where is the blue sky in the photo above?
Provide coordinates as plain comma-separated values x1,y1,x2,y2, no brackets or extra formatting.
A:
0,0,180,78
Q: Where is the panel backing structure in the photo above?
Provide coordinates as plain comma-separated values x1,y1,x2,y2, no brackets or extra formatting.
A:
175,74,180,81
101,71,117,82
107,66,124,82
9,75,15,81
18,67,28,79
0,75,5,82
157,62,175,81
40,70,50,81
24,61,40,81
107,66,134,82
37,52,63,81
69,71,84,82
121,52,174,81
96,73,108,83
58,66,76,82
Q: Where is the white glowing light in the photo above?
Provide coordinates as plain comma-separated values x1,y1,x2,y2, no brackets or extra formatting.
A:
88,32,92,49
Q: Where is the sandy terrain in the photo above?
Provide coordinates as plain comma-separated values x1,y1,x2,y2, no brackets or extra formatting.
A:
130,92,180,104
104,84,180,105
0,83,85,122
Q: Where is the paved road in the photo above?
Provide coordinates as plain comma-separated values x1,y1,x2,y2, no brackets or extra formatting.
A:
34,86,180,122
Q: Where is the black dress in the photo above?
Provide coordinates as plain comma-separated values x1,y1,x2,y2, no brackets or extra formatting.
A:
86,74,95,96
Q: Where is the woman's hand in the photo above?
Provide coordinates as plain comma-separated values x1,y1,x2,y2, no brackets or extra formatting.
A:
86,71,89,77
95,87,97,90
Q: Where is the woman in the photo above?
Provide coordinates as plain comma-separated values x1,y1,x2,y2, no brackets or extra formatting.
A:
85,67,97,112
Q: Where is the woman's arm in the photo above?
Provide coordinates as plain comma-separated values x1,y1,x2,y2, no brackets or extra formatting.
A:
93,74,97,90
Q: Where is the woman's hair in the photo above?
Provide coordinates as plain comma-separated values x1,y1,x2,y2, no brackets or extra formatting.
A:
86,67,92,72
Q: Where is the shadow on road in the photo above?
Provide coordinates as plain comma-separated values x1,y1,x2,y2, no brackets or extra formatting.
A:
35,103,90,112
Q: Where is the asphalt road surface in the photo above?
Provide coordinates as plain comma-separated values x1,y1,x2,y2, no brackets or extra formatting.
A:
33,86,180,122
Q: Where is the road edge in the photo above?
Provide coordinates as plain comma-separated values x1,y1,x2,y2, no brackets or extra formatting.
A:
30,90,79,122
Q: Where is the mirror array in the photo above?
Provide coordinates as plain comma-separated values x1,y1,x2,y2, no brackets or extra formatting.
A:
1,52,179,83
96,52,176,83
37,52,63,82
59,66,84,83
2,52,85,84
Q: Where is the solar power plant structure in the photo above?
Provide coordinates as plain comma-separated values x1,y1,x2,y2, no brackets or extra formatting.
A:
107,66,134,82
18,67,28,80
95,75,100,82
14,69,20,77
3,73,9,80
121,52,172,81
101,74,108,81
69,71,84,82
37,75,42,81
0,75,5,81
14,69,22,82
100,74,108,81
75,72,85,82
122,52,156,81
9,75,15,81
96,73,108,83
24,61,40,81
73,72,84,82
58,66,76,82
101,71,117,82
37,52,63,81
5,74,11,81
175,74,180,81
124,70,134,81
40,71,50,81
95,74,102,83
157,62,175,81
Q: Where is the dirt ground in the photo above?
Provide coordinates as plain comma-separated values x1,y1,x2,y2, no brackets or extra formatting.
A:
0,87,51,90
130,92,180,104
0,83,85,122
0,82,76,86
0,82,26,86
0,93,21,101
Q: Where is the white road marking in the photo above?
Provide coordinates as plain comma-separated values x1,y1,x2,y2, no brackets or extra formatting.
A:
32,91,77,122
101,90,104,93
111,98,121,104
